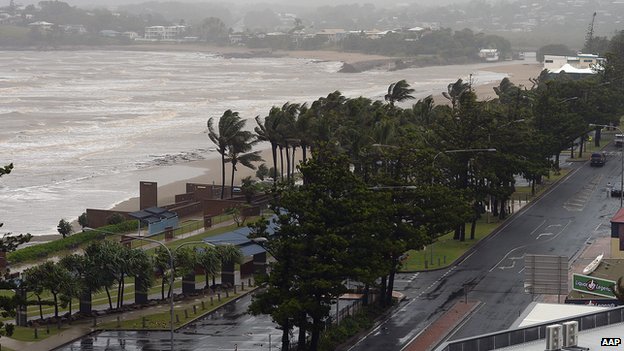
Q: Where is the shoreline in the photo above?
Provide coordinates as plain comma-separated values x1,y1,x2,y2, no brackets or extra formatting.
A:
11,46,542,238
1,43,396,65
106,61,542,214
3,43,536,74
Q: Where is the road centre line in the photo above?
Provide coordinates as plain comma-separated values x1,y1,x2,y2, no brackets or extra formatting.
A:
489,220,546,272
351,167,584,351
494,220,571,271
479,165,582,245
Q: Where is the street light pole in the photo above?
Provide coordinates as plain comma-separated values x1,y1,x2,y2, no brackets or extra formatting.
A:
589,123,624,208
84,227,176,351
431,148,497,184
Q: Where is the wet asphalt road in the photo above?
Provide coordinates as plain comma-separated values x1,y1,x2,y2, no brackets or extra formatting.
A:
57,147,623,351
350,146,623,350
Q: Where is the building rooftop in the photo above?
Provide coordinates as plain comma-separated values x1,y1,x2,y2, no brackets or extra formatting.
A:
513,303,607,328
495,322,624,350
439,305,624,351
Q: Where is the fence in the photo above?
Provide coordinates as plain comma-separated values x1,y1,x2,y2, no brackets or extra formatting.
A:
129,220,204,248
333,299,364,325
438,305,624,351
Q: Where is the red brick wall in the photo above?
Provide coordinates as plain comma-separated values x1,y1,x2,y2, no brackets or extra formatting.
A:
202,199,245,217
86,209,132,228
175,193,194,203
169,202,203,218
140,181,157,209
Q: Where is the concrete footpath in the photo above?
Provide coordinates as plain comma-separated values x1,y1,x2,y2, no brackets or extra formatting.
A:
1,286,255,351
402,300,481,351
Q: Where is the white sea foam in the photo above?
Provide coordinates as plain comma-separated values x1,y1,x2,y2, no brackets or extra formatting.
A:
0,50,509,235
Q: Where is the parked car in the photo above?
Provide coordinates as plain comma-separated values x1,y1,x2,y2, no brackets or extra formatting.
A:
590,152,607,167
616,134,624,147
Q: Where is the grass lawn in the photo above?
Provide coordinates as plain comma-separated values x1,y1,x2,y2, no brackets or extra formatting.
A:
568,132,614,161
8,325,69,342
511,169,570,201
402,220,503,271
402,169,572,272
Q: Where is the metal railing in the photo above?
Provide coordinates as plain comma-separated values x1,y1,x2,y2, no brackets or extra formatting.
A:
437,305,624,351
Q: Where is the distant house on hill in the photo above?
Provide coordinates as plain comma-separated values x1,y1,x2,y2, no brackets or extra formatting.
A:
144,25,188,40
28,21,53,31
60,24,87,34
99,30,120,37
479,48,500,62
122,31,138,39
544,53,603,76
315,28,347,42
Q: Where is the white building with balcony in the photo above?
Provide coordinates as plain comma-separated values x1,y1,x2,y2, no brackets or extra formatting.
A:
544,53,604,73
144,25,188,40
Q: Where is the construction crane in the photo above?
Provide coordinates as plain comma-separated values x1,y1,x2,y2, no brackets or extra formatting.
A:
585,12,597,54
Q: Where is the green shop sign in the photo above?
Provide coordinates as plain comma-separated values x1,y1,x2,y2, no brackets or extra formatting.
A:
572,274,616,298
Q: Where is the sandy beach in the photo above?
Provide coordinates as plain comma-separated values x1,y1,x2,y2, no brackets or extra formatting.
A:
2,47,542,239
108,60,543,215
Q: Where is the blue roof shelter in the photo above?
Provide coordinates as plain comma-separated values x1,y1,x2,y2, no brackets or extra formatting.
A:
129,206,179,235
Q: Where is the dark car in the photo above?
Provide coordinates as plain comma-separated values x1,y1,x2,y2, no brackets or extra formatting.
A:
590,152,607,167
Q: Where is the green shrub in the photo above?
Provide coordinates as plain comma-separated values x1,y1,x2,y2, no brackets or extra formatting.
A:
318,304,383,351
8,220,139,264
106,213,126,225
4,323,14,337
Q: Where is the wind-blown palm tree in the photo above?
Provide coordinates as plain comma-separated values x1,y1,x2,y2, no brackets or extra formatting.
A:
208,110,246,199
385,80,415,106
154,246,172,300
197,247,221,288
216,244,244,266
255,111,283,182
226,130,263,198
442,79,470,109
411,95,436,127
295,108,314,163
277,102,305,181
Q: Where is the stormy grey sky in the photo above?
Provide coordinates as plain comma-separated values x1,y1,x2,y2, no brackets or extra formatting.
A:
21,0,463,9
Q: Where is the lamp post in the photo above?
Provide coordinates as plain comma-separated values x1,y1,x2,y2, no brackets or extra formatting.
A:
589,123,624,208
84,227,175,351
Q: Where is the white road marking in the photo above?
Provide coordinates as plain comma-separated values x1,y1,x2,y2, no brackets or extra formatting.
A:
536,232,554,240
489,220,545,272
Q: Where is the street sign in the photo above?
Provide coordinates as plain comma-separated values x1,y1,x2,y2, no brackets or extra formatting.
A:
524,254,568,295
572,273,616,299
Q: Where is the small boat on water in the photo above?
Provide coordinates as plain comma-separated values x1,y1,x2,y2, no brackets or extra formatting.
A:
583,253,604,275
